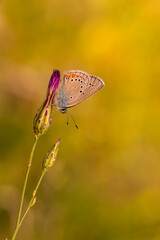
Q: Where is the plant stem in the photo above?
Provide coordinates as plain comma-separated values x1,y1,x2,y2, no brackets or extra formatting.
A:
11,170,46,240
11,137,39,240
19,170,46,226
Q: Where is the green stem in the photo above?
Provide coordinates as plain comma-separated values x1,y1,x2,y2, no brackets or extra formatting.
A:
20,170,46,226
11,169,46,240
11,137,39,240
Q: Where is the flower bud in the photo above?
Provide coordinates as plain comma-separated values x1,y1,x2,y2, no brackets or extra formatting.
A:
42,139,60,170
47,70,61,96
33,95,54,137
33,70,60,137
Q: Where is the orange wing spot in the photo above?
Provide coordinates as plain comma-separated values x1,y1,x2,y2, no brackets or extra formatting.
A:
67,74,73,78
66,73,80,78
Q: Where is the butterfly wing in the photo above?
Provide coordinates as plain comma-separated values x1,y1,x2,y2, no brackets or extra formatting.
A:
56,70,104,110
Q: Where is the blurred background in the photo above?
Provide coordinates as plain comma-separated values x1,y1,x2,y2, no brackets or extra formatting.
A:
0,0,160,239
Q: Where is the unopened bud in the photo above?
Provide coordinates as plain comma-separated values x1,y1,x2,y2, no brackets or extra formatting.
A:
42,139,60,170
33,96,54,137
33,70,60,137
47,70,61,95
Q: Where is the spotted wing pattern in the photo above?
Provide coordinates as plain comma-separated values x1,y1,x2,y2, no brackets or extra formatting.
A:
56,70,104,110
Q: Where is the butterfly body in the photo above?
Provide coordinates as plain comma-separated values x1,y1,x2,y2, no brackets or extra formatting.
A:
56,88,69,113
55,70,104,112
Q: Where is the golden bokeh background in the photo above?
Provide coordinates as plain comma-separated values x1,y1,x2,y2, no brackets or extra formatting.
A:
0,0,160,239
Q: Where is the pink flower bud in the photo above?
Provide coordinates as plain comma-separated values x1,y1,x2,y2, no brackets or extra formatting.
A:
33,70,60,137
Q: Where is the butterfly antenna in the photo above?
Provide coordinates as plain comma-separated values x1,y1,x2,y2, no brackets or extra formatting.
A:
67,110,78,129
67,111,69,125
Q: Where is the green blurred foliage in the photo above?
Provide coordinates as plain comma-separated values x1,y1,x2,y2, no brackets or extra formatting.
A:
0,0,160,239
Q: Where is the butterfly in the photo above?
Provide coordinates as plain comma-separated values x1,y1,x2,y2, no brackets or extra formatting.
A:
55,70,104,128
55,70,104,112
